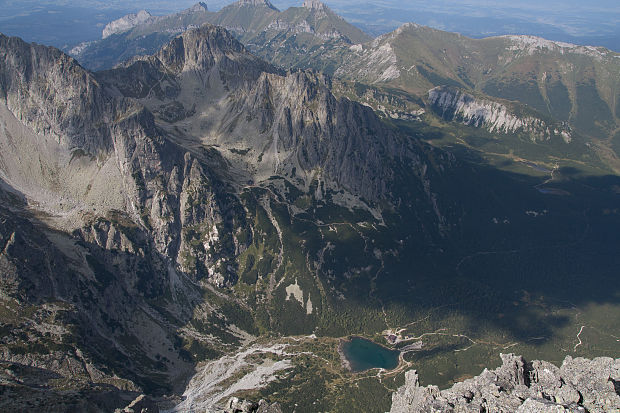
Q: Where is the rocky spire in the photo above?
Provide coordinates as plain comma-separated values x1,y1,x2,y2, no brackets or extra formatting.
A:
151,24,275,79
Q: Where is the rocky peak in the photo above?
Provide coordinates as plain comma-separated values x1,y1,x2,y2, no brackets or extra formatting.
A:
102,9,153,39
156,24,249,72
189,2,209,12
302,0,328,11
390,354,620,412
0,34,116,154
146,24,277,88
395,22,422,33
234,0,278,10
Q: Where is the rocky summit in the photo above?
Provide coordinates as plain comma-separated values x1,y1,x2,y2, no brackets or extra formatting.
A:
102,10,154,39
390,354,620,413
302,0,328,11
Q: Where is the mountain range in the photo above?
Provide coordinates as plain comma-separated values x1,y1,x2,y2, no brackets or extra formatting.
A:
0,23,458,410
70,0,370,73
336,24,619,149
1,2,619,412
69,2,620,177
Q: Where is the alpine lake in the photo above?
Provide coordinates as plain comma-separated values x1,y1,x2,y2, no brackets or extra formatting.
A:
340,337,400,372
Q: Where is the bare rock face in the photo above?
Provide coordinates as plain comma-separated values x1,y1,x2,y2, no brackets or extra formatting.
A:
0,34,116,154
390,354,620,413
103,10,154,39
428,86,572,142
224,397,283,413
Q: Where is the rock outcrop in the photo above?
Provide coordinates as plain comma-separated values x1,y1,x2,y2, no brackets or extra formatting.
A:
428,86,572,142
302,0,328,11
233,0,278,10
390,354,620,413
224,397,283,413
115,394,160,413
103,10,155,39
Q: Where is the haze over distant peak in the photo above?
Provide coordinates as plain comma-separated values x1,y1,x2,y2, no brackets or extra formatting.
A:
498,34,614,59
302,0,328,11
69,0,371,71
234,0,278,9
187,2,209,13
102,9,153,39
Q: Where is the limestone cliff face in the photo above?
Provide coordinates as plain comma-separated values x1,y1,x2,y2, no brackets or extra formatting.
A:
0,32,244,287
102,10,154,39
428,86,572,142
0,35,116,154
390,354,620,413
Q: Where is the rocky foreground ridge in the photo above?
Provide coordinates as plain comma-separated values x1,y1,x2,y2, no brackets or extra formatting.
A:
390,354,620,413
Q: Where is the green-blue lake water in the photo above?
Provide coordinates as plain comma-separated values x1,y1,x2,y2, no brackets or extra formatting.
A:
341,337,400,372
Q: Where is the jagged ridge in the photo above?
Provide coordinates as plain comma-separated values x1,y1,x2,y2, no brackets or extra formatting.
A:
428,86,573,142
391,354,620,413
69,1,371,72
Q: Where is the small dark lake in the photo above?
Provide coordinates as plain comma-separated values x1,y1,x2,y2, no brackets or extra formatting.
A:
340,337,400,372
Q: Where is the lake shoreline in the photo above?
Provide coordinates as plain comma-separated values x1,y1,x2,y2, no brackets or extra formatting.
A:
337,338,353,371
338,336,400,373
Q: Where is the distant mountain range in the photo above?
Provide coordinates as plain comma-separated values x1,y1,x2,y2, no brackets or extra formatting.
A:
69,0,370,72
334,23,620,173
327,0,620,52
